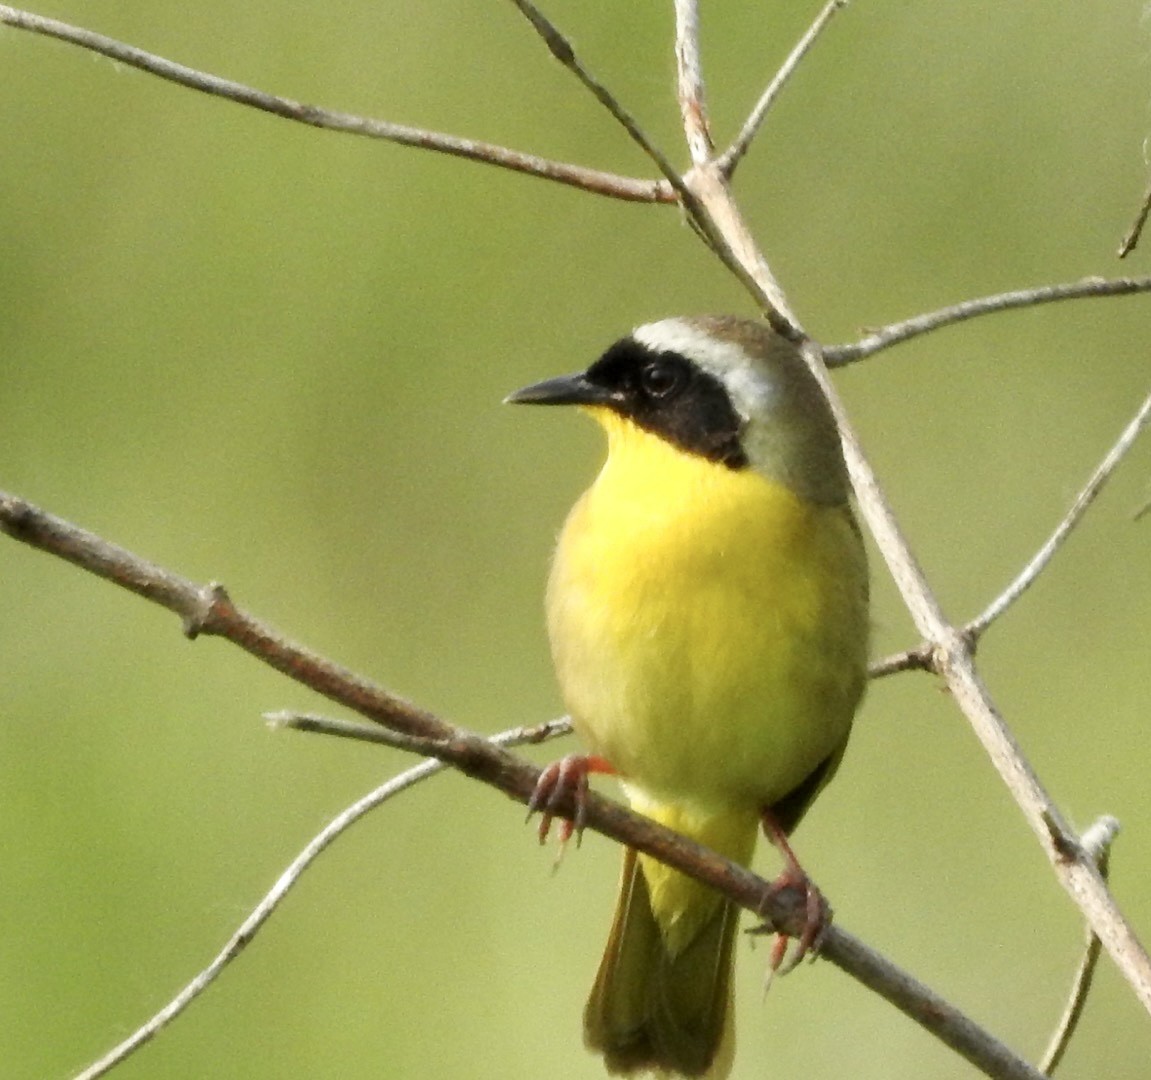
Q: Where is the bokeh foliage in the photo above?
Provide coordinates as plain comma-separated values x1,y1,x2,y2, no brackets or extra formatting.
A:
1,2,1149,1077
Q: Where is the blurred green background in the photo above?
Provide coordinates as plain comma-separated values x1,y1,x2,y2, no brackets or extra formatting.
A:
2,2,1150,1077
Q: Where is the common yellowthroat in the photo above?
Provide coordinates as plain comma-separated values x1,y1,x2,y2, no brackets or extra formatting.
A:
508,316,869,1078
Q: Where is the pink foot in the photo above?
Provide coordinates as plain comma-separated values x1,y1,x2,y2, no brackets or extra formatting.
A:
527,754,614,850
753,810,830,978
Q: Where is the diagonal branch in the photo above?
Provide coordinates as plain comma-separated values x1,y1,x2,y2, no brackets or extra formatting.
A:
969,388,1151,637
1038,816,1120,1077
506,0,688,200
869,387,1151,677
1118,176,1151,258
824,275,1151,366
0,490,1044,1080
0,4,672,203
717,0,849,178
70,716,572,1080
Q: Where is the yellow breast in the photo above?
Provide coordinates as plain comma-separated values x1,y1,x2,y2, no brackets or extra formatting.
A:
546,410,868,819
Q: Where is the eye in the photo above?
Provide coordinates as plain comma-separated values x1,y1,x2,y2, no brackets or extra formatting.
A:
639,358,686,400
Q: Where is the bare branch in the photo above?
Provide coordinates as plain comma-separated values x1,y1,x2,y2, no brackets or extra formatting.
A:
824,276,1151,367
265,709,573,751
717,0,849,178
969,390,1151,638
673,0,714,164
0,492,453,743
265,710,574,750
1118,176,1151,258
506,0,688,198
813,364,1151,1012
71,717,571,1080
684,165,803,335
265,710,451,750
827,927,1043,1080
1038,816,1120,1076
867,643,934,680
866,386,1151,679
0,4,672,203
0,490,1045,1080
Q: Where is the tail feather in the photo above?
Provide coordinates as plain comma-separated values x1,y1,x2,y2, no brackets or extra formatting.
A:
584,848,738,1078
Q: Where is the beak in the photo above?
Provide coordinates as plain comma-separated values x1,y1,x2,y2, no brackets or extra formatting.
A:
504,372,614,407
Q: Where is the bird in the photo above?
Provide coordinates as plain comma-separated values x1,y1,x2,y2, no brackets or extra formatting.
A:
506,315,869,1078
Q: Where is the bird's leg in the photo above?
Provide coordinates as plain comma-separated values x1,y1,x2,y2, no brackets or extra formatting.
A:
750,809,830,980
527,754,615,855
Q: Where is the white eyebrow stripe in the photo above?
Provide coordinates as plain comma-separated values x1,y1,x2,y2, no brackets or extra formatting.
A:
633,319,745,374
632,318,775,423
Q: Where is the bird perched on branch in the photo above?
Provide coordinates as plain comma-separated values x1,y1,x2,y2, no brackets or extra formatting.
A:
508,315,869,1078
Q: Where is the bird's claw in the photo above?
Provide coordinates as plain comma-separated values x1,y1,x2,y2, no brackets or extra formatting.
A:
526,753,613,863
749,866,831,982
751,809,831,984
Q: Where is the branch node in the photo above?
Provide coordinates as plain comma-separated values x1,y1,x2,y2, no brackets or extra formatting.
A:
183,581,231,639
930,625,972,677
522,717,573,743
0,492,35,539
1041,810,1084,866
1080,815,1121,869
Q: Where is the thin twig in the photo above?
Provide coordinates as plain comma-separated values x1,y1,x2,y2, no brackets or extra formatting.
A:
0,491,1046,1080
673,0,713,164
0,5,671,204
867,388,1151,676
70,717,571,1080
867,644,933,680
824,276,1151,366
266,710,573,750
969,390,1151,638
717,0,848,177
1038,816,1120,1076
505,0,688,200
1118,178,1151,258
